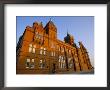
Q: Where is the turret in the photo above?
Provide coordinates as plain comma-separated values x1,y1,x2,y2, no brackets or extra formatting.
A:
64,32,74,46
44,19,57,40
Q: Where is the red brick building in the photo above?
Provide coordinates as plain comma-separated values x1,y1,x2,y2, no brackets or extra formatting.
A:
16,20,93,74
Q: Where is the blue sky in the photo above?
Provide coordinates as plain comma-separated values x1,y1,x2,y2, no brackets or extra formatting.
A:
16,16,94,66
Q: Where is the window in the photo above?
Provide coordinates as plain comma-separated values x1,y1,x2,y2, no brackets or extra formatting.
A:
26,59,30,68
35,32,44,45
62,60,66,68
51,51,55,56
51,51,53,56
40,47,43,54
68,58,73,68
26,59,35,69
40,47,47,55
43,60,45,68
61,56,63,60
39,60,43,68
69,62,73,68
32,45,36,53
58,56,65,69
39,60,45,69
59,56,61,68
61,59,63,69
29,44,36,53
61,56,65,69
44,48,46,55
31,59,35,68
29,44,32,52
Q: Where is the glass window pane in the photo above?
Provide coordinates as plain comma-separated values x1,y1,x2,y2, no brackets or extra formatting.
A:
40,50,43,54
27,59,30,62
33,48,35,53
26,59,30,68
44,51,46,55
29,44,32,47
32,59,34,62
29,47,32,52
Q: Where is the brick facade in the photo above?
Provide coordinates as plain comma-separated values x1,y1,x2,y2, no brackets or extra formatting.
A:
16,20,93,74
